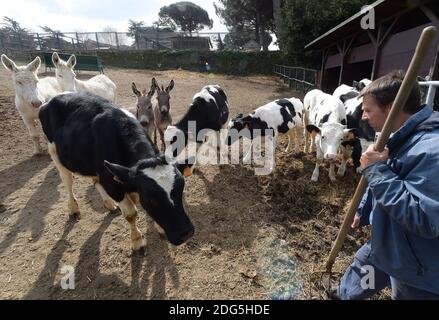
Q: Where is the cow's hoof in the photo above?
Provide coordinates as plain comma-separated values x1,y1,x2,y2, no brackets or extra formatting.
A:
132,238,146,252
337,169,345,177
104,200,118,211
329,176,337,182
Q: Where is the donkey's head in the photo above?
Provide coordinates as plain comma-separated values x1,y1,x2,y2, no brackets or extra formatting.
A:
52,52,77,91
132,82,155,128
1,54,44,108
152,77,174,116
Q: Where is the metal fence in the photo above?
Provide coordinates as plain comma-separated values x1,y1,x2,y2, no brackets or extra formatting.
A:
0,30,229,56
273,64,318,93
419,81,439,108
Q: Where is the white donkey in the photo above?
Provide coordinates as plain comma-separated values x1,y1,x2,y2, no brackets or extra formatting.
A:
1,54,60,154
52,52,116,102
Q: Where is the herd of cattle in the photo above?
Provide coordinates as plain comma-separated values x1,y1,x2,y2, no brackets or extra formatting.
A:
1,52,376,251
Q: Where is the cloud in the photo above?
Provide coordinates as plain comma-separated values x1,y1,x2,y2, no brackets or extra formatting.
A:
1,0,227,33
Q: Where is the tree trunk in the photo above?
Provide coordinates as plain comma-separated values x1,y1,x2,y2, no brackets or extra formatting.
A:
255,12,262,51
272,0,283,50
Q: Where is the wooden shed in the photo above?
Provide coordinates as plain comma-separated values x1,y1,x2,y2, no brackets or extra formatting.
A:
305,0,439,93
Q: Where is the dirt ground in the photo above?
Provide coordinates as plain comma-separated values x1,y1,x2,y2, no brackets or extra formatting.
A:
0,65,378,300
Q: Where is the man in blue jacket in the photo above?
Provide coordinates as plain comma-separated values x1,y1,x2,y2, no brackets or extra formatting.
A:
335,70,439,300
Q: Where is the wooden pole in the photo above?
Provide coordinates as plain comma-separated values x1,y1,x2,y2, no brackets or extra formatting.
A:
324,26,438,273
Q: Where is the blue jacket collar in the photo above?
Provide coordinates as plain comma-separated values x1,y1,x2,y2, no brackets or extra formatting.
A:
387,105,433,151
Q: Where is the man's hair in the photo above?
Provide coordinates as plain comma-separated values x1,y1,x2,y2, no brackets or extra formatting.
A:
359,70,422,114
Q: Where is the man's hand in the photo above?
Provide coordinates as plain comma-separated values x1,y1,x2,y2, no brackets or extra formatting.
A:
360,144,389,169
351,215,361,229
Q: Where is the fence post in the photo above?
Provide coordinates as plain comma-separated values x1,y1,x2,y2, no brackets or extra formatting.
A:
426,84,437,107
115,32,120,50
135,32,139,50
95,32,100,50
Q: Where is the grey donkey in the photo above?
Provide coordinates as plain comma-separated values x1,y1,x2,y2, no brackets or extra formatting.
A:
131,82,156,140
152,77,174,152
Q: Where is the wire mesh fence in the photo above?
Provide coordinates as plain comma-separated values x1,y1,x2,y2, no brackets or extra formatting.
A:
0,30,229,56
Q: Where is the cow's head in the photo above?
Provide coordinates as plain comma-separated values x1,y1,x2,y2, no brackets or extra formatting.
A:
152,77,174,116
1,54,44,108
225,113,251,145
52,52,77,91
104,156,194,246
307,123,355,161
132,82,155,129
353,78,372,92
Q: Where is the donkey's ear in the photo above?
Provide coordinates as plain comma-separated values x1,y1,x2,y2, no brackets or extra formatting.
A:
66,55,76,68
52,52,61,67
151,77,160,92
26,56,41,73
165,79,174,93
132,82,141,97
1,54,18,72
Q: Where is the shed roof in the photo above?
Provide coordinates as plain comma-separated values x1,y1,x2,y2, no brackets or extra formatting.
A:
305,0,431,50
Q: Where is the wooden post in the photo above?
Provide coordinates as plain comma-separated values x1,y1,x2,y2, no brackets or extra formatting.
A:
115,32,120,50
95,32,100,50
36,33,42,50
320,48,329,90
369,17,399,80
76,32,80,50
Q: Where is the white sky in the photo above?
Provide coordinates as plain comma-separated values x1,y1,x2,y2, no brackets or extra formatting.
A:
1,0,229,33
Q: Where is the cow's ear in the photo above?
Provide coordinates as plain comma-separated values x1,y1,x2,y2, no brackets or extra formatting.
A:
343,128,358,140
306,124,320,134
234,113,243,119
165,79,174,93
104,161,135,186
241,115,253,129
1,54,18,72
352,80,359,89
175,157,196,178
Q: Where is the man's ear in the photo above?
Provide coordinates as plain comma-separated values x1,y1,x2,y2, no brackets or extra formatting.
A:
175,157,196,177
1,54,18,72
104,161,134,185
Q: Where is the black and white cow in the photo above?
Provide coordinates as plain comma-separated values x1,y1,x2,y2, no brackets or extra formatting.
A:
39,92,194,251
352,78,372,92
303,89,353,182
164,85,229,160
333,83,376,173
226,97,303,172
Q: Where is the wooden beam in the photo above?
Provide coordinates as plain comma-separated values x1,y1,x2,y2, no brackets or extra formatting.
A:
421,5,439,28
320,49,329,89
